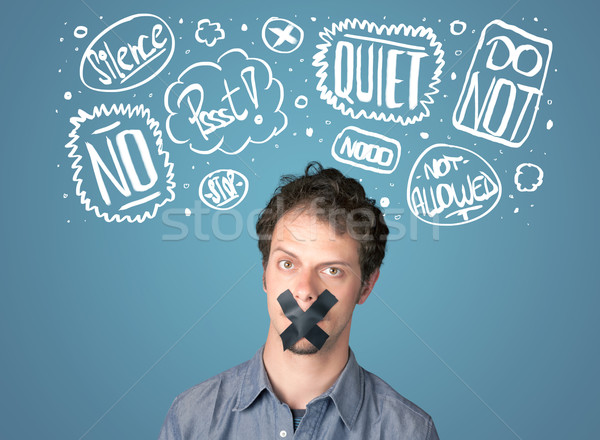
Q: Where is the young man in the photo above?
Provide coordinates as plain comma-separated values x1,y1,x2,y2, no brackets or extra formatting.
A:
159,163,439,439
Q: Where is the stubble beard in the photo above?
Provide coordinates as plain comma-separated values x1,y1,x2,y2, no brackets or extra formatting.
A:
288,339,320,355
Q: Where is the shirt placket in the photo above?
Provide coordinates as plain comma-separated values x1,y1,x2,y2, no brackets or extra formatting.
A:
292,398,329,440
274,401,294,439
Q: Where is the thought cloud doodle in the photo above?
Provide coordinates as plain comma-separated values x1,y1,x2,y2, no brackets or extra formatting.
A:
199,169,249,210
80,14,175,93
313,18,445,124
514,163,544,192
407,144,502,226
453,20,553,148
164,48,287,155
262,17,304,54
331,126,401,174
195,19,225,47
65,104,176,223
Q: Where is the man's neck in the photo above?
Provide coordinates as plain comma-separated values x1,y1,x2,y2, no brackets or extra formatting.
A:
262,326,350,410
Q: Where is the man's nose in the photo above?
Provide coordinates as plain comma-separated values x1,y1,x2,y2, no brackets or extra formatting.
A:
292,270,321,309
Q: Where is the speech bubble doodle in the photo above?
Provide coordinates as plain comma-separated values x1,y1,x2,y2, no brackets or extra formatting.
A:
262,17,304,54
195,19,225,47
80,14,175,93
199,169,249,210
65,104,176,223
452,20,553,148
514,163,544,192
331,126,401,174
164,48,287,155
313,18,445,124
407,144,502,226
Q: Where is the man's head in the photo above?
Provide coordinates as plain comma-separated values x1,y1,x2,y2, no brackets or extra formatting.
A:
256,162,389,286
257,163,389,355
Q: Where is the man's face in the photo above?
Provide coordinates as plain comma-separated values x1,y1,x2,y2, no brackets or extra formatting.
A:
263,209,378,355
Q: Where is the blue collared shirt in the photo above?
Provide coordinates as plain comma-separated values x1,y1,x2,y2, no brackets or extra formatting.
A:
159,347,439,439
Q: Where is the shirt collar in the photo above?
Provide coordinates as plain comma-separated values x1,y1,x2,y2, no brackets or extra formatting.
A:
324,348,364,430
233,346,272,412
232,346,365,430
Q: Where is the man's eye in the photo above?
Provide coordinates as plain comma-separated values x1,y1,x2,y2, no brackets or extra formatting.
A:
327,267,341,276
279,260,293,269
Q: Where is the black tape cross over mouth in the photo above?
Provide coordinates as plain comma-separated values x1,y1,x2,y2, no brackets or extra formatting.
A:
277,289,338,351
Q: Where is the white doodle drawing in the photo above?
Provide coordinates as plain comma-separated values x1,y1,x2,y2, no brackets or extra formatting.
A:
331,126,401,174
306,127,313,137
380,197,390,208
407,144,502,226
80,14,175,93
195,19,225,47
452,20,553,148
199,169,249,210
294,95,308,109
313,19,445,125
546,119,553,130
514,163,543,192
262,17,304,54
450,20,467,36
74,26,88,39
65,104,176,223
164,48,287,155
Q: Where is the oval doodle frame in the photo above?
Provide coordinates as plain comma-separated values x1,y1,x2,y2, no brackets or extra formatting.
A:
79,13,175,93
198,169,249,211
406,144,502,226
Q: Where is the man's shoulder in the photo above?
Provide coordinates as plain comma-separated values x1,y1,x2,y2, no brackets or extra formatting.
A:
172,357,249,408
361,367,436,435
160,358,252,439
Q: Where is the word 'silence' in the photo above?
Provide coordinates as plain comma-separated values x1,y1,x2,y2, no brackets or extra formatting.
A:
80,14,175,93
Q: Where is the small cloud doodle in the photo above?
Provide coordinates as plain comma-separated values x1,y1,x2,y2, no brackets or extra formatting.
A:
514,163,544,192
195,19,225,47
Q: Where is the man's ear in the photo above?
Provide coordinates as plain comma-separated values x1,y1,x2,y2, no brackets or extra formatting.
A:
357,268,380,305
262,261,268,293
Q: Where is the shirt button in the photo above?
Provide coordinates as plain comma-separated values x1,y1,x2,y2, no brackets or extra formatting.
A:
279,430,287,438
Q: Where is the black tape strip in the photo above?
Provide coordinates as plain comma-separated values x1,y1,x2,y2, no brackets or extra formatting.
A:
277,289,338,350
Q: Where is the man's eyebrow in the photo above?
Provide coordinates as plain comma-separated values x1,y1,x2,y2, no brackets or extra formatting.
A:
319,261,352,267
270,247,298,259
271,247,353,267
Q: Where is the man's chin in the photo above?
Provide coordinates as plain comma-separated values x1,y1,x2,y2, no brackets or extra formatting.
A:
288,340,320,355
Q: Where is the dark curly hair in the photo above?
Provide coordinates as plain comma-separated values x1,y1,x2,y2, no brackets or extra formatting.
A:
256,162,388,284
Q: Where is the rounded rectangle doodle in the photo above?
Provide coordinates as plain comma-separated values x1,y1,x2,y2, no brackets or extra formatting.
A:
199,169,249,210
80,14,175,93
407,144,502,226
313,18,445,125
331,126,401,174
66,104,176,223
164,49,287,155
452,20,553,148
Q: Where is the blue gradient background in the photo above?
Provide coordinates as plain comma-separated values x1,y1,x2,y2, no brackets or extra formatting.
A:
1,0,598,439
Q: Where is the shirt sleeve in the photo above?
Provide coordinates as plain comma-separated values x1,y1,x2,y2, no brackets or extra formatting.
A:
426,416,440,440
158,398,183,440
